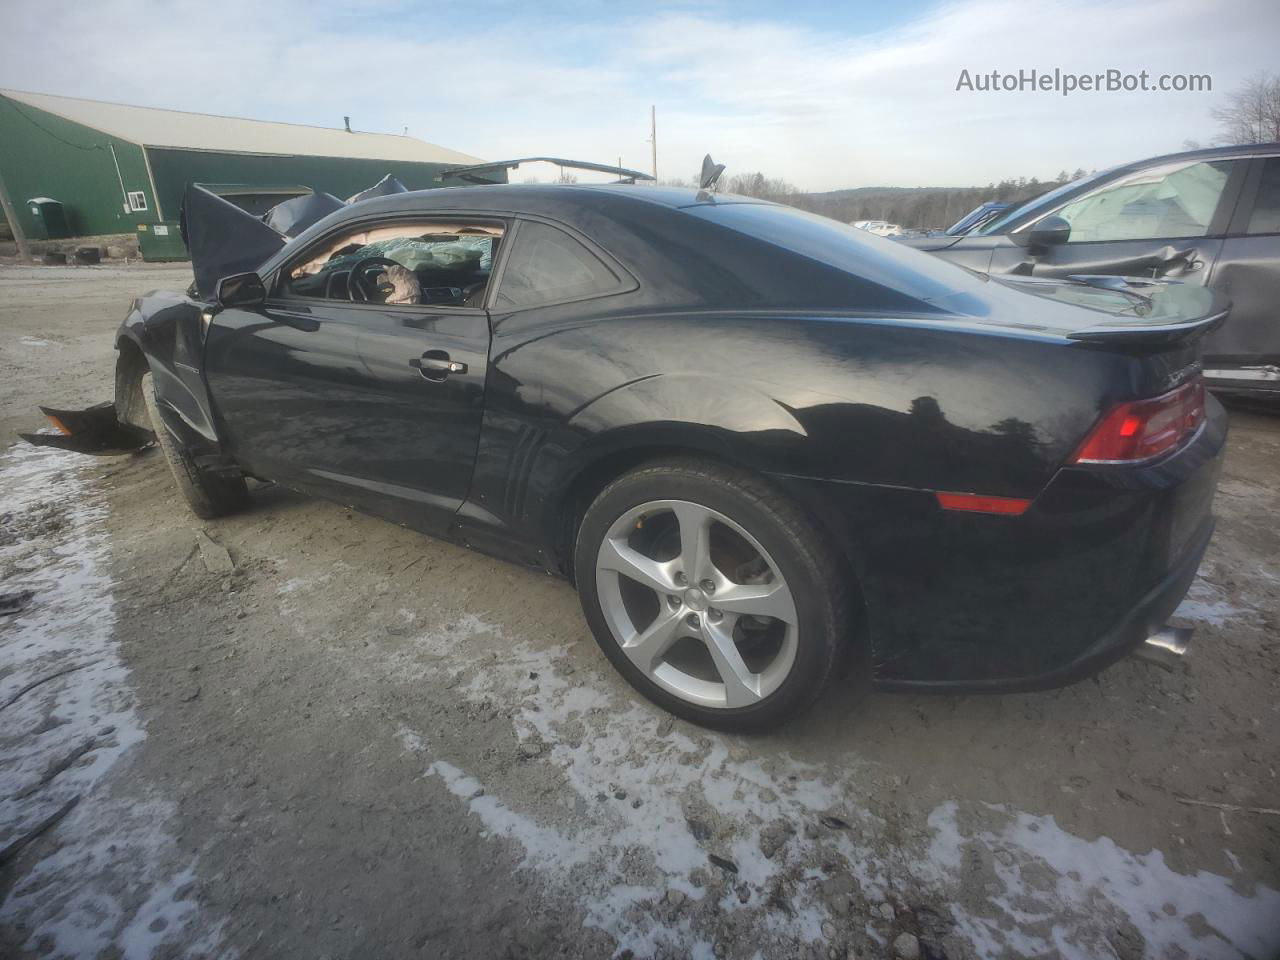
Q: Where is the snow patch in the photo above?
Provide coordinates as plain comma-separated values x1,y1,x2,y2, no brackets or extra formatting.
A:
0,444,227,959
926,802,1280,960
1175,577,1248,625
399,614,1280,960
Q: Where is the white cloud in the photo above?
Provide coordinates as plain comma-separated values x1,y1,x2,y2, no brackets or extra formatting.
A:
1,0,1276,190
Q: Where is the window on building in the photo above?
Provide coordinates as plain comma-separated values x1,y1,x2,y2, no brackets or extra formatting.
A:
127,191,148,212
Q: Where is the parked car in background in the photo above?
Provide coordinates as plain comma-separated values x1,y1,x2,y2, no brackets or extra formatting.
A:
24,183,1226,731
850,219,902,237
899,144,1280,398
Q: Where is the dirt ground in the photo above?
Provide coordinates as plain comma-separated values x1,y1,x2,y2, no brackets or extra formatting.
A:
1,262,1278,960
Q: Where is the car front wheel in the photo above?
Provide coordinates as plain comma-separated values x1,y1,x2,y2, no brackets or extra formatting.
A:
142,371,249,520
574,458,859,731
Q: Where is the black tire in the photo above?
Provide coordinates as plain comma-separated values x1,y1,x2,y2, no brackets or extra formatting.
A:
574,458,864,732
141,372,249,520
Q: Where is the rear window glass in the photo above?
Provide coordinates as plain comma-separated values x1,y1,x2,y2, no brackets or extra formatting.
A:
494,221,623,309
686,201,980,304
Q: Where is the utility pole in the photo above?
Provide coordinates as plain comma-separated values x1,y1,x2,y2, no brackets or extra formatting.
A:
0,164,31,261
649,105,658,182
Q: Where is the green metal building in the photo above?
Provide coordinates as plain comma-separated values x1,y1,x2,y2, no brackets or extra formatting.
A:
0,88,484,256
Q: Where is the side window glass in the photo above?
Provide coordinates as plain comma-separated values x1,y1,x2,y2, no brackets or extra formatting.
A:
282,222,502,307
1053,160,1233,243
494,221,621,309
1246,158,1280,235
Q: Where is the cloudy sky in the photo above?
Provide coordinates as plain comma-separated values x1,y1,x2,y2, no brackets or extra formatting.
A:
1,0,1276,191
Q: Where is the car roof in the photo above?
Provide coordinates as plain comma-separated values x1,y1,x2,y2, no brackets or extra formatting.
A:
1131,141,1280,164
264,183,773,278
343,182,761,219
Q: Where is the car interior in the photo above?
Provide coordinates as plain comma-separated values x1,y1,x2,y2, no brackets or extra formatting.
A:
284,222,505,309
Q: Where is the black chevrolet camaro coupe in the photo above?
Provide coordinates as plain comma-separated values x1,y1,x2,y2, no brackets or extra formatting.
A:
24,182,1227,730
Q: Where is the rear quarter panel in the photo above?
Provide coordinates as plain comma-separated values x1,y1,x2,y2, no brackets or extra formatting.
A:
463,304,1181,571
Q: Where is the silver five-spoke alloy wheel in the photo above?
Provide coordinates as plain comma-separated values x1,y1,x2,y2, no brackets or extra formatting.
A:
594,499,799,709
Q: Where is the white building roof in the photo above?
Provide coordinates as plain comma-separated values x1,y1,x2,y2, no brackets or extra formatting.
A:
0,88,483,165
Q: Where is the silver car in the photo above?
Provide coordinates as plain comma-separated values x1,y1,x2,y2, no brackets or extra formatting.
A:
899,143,1280,398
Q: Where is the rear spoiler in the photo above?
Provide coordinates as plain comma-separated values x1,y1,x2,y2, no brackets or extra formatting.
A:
440,157,655,185
1067,308,1230,344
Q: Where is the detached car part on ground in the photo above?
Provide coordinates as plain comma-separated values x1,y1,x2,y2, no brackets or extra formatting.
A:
898,142,1280,398
22,178,1228,731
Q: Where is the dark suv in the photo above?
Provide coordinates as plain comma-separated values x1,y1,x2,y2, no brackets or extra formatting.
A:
899,144,1280,397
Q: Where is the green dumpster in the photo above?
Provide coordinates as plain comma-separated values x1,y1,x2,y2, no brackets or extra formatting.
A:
136,221,187,262
27,197,70,240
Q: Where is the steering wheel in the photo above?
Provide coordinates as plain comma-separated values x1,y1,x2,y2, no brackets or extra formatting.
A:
348,256,402,302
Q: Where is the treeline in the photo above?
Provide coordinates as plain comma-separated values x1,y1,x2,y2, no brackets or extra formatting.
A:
664,168,1093,231
808,170,1089,230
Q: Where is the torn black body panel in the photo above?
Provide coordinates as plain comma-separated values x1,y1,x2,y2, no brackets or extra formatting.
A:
262,191,345,238
181,173,412,298
18,403,153,456
346,174,408,204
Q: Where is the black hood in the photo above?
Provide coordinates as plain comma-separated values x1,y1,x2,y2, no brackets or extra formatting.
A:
180,184,287,300
262,191,346,237
346,174,408,204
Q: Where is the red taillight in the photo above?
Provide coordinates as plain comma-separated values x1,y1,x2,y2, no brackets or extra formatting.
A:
1070,377,1205,465
935,492,1031,515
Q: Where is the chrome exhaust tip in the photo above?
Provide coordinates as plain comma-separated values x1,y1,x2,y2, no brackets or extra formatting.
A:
1145,625,1192,656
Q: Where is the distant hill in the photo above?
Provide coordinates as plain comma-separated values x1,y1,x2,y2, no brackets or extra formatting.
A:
802,173,1087,231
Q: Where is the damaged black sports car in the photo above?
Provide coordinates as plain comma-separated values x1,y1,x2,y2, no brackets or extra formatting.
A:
23,170,1228,730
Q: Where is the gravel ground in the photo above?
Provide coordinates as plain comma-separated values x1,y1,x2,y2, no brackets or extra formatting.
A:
1,262,1278,960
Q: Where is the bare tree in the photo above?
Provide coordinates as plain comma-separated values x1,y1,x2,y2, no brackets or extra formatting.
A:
1212,71,1280,145
723,172,816,209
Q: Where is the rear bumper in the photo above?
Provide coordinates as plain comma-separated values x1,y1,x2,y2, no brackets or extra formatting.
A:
771,395,1226,691
873,514,1211,693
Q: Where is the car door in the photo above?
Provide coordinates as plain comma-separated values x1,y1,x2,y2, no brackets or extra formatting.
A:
1201,154,1280,382
202,217,501,535
987,158,1249,285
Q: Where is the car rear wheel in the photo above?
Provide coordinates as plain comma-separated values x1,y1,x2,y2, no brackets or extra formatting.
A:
141,372,249,520
575,458,859,731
